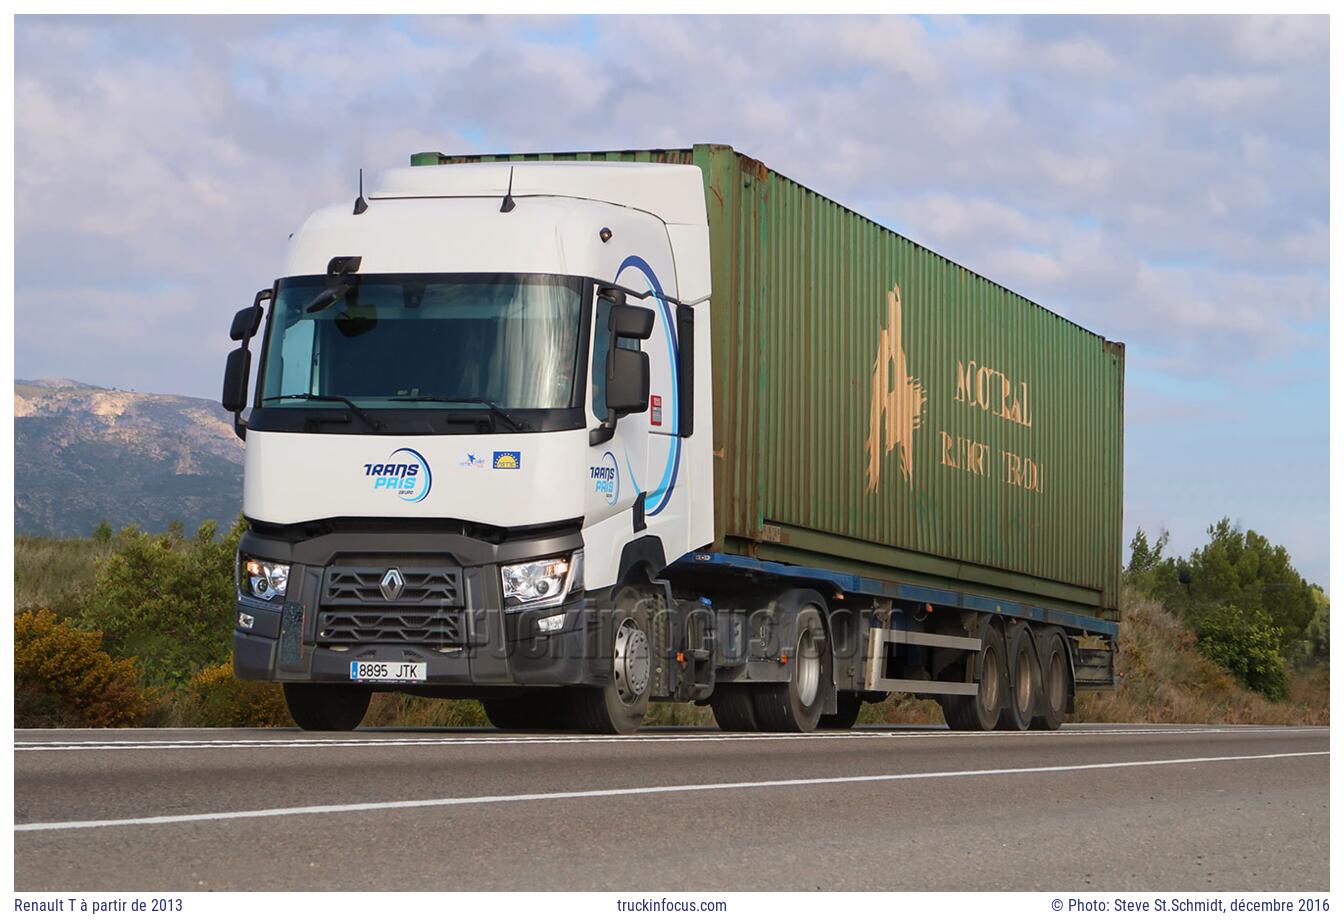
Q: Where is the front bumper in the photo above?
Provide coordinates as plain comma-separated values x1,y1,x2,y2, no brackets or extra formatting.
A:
232,522,610,689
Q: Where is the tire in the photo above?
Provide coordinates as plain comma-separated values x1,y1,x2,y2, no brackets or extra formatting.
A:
482,691,563,732
562,584,656,734
750,604,829,732
1000,622,1041,732
709,684,760,732
941,620,1007,731
1030,631,1070,731
283,683,371,731
818,692,864,729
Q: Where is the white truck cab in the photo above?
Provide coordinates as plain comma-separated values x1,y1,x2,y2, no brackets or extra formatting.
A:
225,161,716,733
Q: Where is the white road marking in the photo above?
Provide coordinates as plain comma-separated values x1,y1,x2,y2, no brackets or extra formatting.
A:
14,750,1327,833
13,725,1326,753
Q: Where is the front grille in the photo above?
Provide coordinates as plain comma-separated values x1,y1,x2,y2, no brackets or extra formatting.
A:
318,609,467,645
317,564,467,646
323,566,463,607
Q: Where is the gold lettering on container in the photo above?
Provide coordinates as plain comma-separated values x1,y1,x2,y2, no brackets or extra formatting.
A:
954,359,1033,429
865,285,927,493
940,431,991,477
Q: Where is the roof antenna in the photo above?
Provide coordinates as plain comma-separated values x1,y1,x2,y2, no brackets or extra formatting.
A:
500,166,516,213
353,168,369,215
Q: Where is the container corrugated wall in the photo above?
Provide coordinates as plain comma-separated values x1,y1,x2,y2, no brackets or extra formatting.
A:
412,144,1125,618
695,145,1123,618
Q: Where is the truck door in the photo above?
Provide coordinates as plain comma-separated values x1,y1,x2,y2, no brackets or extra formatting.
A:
611,253,684,537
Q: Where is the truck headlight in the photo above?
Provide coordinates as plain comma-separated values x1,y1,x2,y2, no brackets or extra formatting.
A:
241,556,290,602
501,551,582,610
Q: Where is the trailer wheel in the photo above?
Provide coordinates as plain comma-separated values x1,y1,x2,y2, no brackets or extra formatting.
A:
283,683,371,732
750,604,829,732
482,691,562,732
709,685,760,732
563,584,655,734
1030,632,1070,731
1000,622,1041,731
940,619,1007,731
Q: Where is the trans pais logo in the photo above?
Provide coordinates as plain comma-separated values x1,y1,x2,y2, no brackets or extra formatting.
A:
590,450,619,506
364,447,432,503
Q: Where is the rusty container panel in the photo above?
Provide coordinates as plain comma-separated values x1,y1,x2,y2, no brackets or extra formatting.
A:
412,144,1125,618
695,144,1124,619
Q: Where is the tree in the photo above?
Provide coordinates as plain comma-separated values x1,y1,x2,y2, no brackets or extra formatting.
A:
1179,519,1317,652
1195,604,1290,701
1127,527,1169,574
92,519,113,545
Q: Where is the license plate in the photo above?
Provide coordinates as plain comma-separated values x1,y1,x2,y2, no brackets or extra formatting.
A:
349,660,427,682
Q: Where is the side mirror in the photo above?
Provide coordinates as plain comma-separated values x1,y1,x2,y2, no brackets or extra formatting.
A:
230,306,263,342
609,303,654,339
605,346,649,414
221,347,252,414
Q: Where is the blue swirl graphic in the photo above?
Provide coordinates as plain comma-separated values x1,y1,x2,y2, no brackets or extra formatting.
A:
389,447,432,503
613,255,680,517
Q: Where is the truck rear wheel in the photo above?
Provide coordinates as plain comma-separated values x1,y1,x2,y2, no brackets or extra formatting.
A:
750,604,829,732
709,685,760,732
563,585,655,734
1000,622,1040,731
283,683,371,732
818,692,863,729
1030,632,1070,731
939,620,1007,731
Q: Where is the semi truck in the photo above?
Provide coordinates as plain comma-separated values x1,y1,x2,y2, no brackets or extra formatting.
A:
222,144,1124,735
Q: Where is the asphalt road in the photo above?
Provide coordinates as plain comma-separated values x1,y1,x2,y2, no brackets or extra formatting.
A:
13,723,1328,891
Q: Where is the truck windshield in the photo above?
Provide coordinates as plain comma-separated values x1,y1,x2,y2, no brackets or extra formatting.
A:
258,273,586,411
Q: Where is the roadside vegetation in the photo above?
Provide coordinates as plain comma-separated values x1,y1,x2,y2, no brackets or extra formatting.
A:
13,518,1329,729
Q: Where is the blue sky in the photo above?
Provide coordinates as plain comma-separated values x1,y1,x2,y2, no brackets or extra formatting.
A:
13,14,1330,585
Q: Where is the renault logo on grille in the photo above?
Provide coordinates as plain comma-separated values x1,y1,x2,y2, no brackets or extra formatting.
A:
379,567,405,601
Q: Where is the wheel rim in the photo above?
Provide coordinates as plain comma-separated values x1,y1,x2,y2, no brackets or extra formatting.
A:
1048,648,1066,712
613,617,650,705
1015,645,1034,714
795,624,822,707
980,646,1001,712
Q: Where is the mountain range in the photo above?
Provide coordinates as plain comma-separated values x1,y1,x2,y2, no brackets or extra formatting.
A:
15,379,244,538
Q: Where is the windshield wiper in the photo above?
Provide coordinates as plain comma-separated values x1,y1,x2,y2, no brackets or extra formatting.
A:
386,395,531,432
263,393,382,431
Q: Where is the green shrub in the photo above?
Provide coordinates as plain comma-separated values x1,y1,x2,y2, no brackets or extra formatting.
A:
1196,605,1290,701
15,608,157,727
172,662,292,727
79,518,244,688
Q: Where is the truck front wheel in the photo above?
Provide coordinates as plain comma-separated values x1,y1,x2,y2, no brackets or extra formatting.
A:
563,585,655,734
482,691,563,732
283,683,371,732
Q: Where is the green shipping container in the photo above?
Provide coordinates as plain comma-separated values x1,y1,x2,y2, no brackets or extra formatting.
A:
413,144,1126,620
